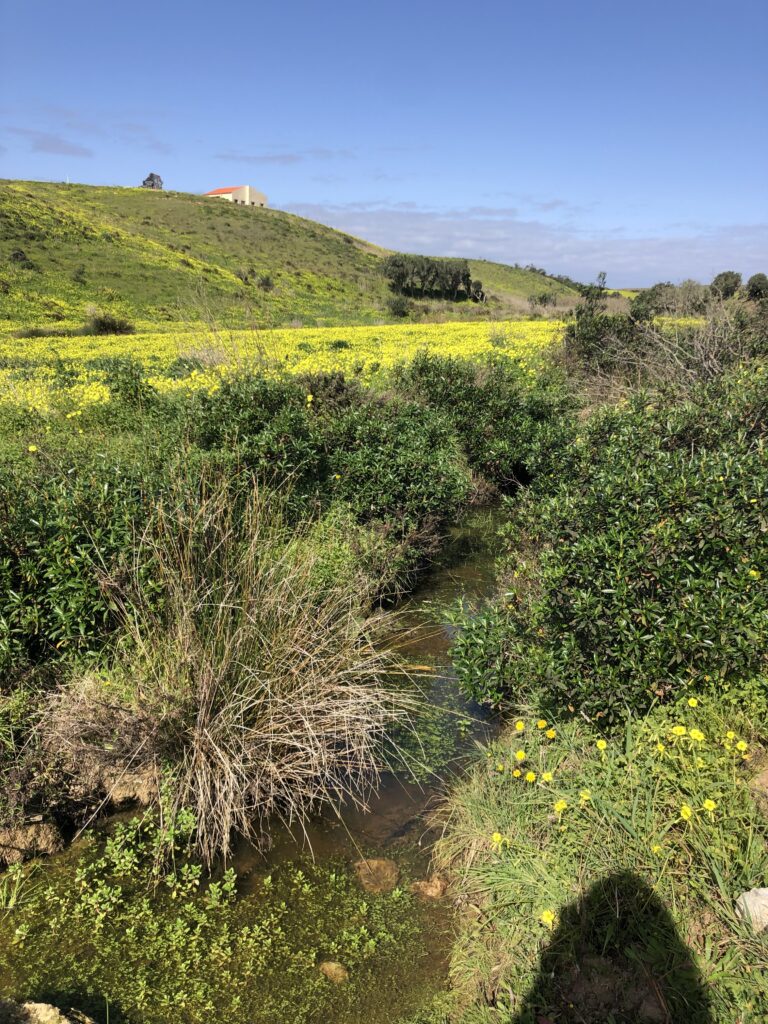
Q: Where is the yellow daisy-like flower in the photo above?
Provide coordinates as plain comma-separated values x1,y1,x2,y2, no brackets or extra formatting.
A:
656,742,666,754
306,393,314,403
554,799,567,815
725,731,736,740
736,740,748,752
545,728,556,740
512,769,521,778
579,789,591,803
525,771,537,783
540,909,555,929
702,799,717,813
671,725,687,737
515,750,526,762
689,728,705,742
651,843,662,855
536,719,547,729
542,771,553,783
495,762,505,773
680,804,693,821
514,720,525,732
596,739,607,751
491,831,503,844
687,697,699,707
27,444,38,453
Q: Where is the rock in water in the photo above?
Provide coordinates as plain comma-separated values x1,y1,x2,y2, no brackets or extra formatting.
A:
410,875,448,899
0,822,64,867
353,857,399,893
319,961,349,984
735,888,768,933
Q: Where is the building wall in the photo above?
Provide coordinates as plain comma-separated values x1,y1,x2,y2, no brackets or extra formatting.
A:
205,187,268,207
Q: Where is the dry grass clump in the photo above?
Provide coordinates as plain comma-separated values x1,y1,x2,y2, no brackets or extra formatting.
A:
45,480,413,864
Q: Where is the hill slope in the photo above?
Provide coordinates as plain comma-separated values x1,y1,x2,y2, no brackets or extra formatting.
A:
0,180,579,331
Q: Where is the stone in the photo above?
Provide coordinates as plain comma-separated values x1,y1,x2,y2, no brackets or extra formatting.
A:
319,961,349,984
0,822,64,867
735,888,768,933
353,857,399,894
749,766,768,814
409,875,448,899
101,766,158,807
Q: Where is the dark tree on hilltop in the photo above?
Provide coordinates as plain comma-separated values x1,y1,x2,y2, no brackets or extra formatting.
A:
141,173,164,190
710,270,741,298
383,254,475,301
746,273,768,300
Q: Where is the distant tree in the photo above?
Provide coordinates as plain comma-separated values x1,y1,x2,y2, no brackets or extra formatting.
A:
746,273,768,301
710,270,741,299
382,253,473,301
141,172,164,190
630,281,675,321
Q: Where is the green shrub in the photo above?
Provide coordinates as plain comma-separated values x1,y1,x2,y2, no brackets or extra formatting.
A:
452,363,768,722
747,272,768,301
392,353,576,489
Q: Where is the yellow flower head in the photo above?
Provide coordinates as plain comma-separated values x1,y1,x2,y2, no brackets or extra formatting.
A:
306,393,314,403
596,739,607,751
491,831,503,844
671,725,687,737
680,804,693,821
542,771,553,783
27,444,38,453
536,719,547,729
725,731,736,740
525,771,537,783
689,728,705,742
515,720,525,732
515,750,526,762
687,697,698,707
554,799,567,815
702,799,717,813
579,789,591,803
540,909,556,929
545,728,556,740
656,742,666,754
495,762,505,773
736,740,748,752
651,843,662,855
512,768,521,778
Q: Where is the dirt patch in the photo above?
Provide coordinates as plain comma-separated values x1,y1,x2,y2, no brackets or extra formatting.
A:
354,857,399,893
0,822,63,866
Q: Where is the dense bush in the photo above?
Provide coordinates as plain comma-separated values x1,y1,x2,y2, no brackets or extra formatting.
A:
392,353,576,488
710,270,742,299
453,363,768,722
747,272,768,301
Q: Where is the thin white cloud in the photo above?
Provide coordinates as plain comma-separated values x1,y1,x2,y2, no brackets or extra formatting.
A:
5,127,93,157
215,147,355,165
284,200,768,285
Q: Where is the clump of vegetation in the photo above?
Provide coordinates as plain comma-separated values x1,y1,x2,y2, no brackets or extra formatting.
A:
43,482,412,864
383,254,483,302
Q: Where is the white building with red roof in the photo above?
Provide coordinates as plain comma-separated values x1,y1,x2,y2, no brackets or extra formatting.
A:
203,185,267,207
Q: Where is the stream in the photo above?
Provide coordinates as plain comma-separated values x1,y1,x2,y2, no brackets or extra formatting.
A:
0,508,503,1024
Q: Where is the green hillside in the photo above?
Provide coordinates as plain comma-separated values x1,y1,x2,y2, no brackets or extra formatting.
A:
0,180,579,331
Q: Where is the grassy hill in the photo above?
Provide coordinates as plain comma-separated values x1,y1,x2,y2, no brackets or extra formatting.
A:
0,180,579,331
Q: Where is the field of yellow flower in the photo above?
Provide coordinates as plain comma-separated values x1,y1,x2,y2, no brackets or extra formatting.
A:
0,319,562,413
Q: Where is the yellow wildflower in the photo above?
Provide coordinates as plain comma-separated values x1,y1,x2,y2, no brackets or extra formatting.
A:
687,697,698,707
525,771,537,783
545,728,556,740
725,731,736,740
596,739,607,751
554,799,567,815
656,742,666,754
512,769,521,778
306,393,314,403
736,740,748,752
515,750,526,762
702,799,717,813
536,719,547,729
514,720,525,732
27,444,38,453
495,762,505,773
689,729,705,742
680,804,693,821
671,725,687,737
540,909,556,929
542,771,553,783
579,789,591,804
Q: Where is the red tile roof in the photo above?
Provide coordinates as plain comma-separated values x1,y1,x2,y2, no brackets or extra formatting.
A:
204,186,245,195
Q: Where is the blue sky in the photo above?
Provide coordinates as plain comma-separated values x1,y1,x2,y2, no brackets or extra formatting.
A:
1,0,766,285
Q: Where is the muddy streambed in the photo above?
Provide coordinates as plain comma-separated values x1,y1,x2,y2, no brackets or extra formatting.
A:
0,510,502,1024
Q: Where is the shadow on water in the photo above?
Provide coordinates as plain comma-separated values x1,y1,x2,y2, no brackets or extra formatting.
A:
510,871,713,1024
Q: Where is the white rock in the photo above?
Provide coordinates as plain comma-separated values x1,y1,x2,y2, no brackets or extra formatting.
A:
735,888,768,933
